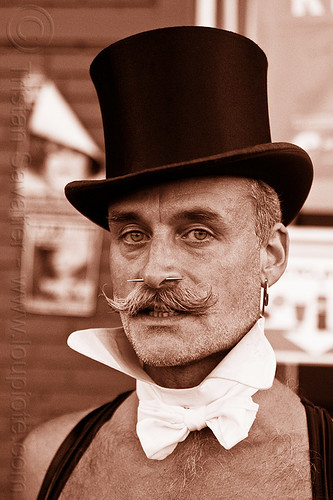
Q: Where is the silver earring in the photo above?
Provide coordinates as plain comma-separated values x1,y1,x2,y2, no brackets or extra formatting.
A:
261,279,269,316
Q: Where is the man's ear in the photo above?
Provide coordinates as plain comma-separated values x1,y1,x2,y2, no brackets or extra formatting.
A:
260,223,289,286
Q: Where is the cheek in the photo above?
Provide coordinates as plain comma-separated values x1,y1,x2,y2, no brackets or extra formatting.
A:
109,245,148,299
108,246,128,295
212,245,261,292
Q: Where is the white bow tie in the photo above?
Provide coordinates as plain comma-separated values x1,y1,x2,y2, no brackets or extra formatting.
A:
137,384,259,460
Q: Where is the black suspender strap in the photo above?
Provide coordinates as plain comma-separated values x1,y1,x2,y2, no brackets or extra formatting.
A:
37,391,132,500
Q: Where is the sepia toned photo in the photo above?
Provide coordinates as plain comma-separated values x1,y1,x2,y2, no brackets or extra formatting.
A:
2,1,333,499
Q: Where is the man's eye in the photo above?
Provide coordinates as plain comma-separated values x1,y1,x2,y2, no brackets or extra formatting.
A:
122,231,147,243
182,229,213,242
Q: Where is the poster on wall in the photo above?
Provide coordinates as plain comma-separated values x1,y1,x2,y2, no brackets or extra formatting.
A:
17,73,105,316
22,72,102,201
251,0,333,215
21,214,103,316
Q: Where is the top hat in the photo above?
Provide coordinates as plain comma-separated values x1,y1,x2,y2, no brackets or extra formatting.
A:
65,26,313,230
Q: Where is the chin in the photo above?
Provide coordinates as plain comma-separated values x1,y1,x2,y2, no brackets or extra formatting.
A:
130,341,192,367
126,333,221,368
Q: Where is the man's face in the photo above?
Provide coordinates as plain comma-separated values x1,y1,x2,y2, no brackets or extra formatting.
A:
108,177,263,367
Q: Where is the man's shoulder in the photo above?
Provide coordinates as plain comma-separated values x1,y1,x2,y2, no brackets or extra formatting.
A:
24,406,95,456
17,407,96,500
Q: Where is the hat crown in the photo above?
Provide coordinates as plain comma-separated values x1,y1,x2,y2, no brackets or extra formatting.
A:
90,27,271,178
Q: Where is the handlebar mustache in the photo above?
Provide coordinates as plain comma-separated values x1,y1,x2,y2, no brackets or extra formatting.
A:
103,283,217,317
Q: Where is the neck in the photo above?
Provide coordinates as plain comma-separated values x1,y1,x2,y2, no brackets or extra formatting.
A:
143,349,231,389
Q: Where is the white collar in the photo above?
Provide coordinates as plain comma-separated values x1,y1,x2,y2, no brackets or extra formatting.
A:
67,317,276,393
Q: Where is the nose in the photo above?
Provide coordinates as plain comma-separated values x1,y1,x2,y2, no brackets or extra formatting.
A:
141,238,181,288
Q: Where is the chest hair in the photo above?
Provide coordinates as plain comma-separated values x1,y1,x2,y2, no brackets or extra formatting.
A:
59,416,312,500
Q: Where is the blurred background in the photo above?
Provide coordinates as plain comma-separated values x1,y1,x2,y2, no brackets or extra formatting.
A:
1,0,333,497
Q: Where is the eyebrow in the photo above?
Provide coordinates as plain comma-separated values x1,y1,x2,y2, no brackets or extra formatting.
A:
170,209,226,225
107,211,142,224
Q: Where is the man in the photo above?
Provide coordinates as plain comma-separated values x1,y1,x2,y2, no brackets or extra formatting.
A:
22,27,332,499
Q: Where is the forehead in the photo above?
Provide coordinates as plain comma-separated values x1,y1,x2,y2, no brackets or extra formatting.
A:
108,176,254,222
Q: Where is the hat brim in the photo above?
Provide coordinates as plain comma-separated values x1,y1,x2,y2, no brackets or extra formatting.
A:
65,142,313,230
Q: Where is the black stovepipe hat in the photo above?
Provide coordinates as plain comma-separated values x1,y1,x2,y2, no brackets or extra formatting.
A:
65,26,313,230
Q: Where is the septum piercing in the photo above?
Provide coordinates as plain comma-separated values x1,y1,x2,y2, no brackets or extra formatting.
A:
127,277,183,282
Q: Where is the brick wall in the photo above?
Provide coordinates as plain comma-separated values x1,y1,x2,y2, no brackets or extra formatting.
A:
1,1,195,496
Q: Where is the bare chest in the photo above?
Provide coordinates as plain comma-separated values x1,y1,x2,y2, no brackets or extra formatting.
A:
59,425,312,500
